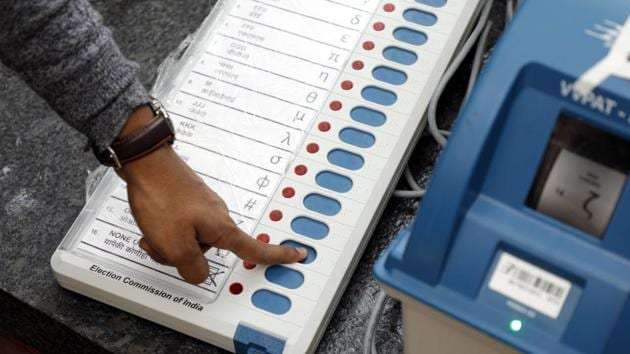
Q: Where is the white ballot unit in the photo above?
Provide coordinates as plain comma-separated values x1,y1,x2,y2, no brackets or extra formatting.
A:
51,0,483,353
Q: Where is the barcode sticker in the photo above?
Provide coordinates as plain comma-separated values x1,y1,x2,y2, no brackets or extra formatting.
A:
488,253,571,319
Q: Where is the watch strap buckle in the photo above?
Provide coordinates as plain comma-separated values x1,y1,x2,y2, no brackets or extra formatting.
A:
107,146,123,169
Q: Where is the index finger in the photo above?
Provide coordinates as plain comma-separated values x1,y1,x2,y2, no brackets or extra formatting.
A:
218,228,307,265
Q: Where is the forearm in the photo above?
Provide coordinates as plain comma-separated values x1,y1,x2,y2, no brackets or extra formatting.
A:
0,0,149,150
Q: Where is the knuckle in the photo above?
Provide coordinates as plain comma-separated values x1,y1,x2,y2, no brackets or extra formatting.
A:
206,193,230,212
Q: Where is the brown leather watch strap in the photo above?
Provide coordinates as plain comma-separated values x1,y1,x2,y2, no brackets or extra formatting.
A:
93,100,175,168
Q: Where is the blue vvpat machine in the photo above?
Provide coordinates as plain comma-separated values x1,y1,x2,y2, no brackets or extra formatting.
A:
375,0,630,353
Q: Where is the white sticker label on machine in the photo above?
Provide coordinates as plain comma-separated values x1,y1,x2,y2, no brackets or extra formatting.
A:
488,252,571,319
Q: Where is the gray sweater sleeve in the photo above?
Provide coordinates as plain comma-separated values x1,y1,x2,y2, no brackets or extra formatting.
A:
0,0,149,151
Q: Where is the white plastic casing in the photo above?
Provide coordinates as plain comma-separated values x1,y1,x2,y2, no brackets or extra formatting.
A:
51,0,484,352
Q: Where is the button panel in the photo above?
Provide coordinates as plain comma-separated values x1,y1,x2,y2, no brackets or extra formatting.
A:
239,0,468,330
247,0,437,322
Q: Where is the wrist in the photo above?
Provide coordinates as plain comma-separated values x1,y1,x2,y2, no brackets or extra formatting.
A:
119,143,178,184
116,104,169,181
93,98,175,168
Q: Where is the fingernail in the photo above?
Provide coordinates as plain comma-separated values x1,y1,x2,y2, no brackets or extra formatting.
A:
296,247,308,258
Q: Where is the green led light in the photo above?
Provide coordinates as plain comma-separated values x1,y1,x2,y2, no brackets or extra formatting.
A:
509,319,523,332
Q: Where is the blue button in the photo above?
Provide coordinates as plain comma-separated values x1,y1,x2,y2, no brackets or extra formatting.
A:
251,289,291,315
281,240,317,264
404,9,438,26
339,128,376,149
383,46,418,65
327,149,365,170
372,66,408,86
415,0,446,7
303,193,341,216
265,266,304,289
316,171,353,193
361,86,397,106
291,217,329,239
350,107,387,127
393,27,428,46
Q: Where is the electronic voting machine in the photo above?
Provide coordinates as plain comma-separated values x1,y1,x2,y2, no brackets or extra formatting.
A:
375,0,630,353
51,0,483,352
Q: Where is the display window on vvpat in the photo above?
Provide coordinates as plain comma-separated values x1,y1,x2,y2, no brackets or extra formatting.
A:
528,114,630,239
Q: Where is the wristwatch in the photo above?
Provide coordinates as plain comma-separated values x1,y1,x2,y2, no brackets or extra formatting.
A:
93,97,175,168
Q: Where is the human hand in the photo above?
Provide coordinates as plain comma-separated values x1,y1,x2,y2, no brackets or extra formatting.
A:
115,106,307,284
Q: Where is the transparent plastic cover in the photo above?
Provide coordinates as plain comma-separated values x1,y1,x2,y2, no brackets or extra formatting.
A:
60,0,380,303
